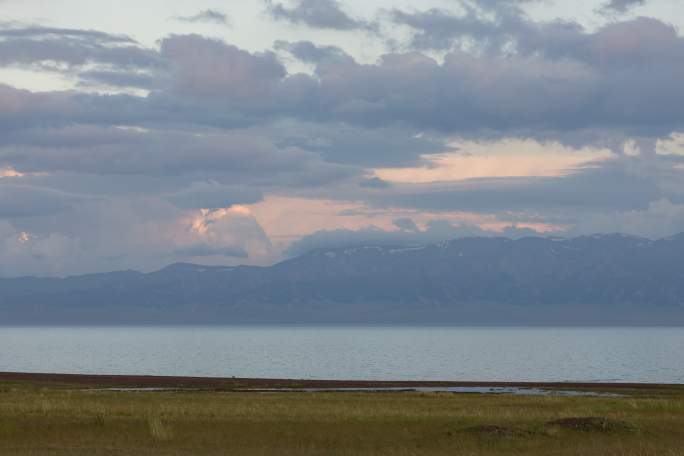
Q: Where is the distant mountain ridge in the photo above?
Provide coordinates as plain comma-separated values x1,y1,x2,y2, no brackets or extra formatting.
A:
2,233,684,325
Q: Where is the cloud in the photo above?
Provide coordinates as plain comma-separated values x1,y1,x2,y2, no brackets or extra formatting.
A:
600,0,646,14
359,177,392,189
268,120,446,167
390,7,505,51
274,40,353,64
160,34,286,100
0,198,273,277
285,218,542,257
0,26,135,43
174,243,248,258
0,125,358,183
174,9,230,26
0,223,87,277
394,217,419,232
366,158,670,215
571,199,684,239
153,25,684,143
2,10,684,276
3,23,684,148
266,0,374,31
164,182,263,210
189,207,274,260
0,185,86,218
391,5,671,70
0,25,162,72
78,70,158,89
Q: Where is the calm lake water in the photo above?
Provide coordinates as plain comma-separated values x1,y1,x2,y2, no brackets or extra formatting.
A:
1,326,682,383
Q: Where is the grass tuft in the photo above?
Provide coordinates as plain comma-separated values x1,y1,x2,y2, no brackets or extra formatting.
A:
148,415,174,441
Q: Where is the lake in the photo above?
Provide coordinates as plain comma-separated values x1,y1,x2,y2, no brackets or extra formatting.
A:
1,326,682,383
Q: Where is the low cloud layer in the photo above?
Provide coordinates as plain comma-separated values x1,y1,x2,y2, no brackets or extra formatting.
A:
286,218,542,257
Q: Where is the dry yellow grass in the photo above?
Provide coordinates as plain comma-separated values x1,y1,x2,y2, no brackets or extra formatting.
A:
0,384,683,455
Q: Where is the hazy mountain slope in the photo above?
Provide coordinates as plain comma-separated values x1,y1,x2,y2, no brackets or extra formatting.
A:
1,234,684,324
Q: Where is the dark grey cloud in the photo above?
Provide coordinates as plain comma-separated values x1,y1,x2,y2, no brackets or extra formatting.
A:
359,177,392,189
274,40,354,64
3,23,684,150
389,0,543,52
394,217,419,232
518,17,683,67
601,0,646,14
164,182,263,210
0,126,360,189
390,8,504,51
319,49,680,141
0,131,283,176
391,4,673,70
0,25,162,70
174,9,230,26
363,157,682,216
175,243,248,258
0,184,85,218
269,121,446,167
266,0,374,31
78,70,158,89
159,34,286,102
285,218,541,257
0,26,135,43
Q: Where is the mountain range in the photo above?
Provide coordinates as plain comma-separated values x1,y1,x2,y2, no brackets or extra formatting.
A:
2,233,684,325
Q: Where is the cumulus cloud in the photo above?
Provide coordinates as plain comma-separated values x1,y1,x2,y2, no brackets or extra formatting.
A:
391,4,672,71
188,207,274,261
0,198,274,277
3,24,684,146
160,34,286,101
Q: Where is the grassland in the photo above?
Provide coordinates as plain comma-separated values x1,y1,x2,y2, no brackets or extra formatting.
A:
1,375,683,455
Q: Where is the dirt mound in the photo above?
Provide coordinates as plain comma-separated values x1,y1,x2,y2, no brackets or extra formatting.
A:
546,417,636,432
465,425,534,438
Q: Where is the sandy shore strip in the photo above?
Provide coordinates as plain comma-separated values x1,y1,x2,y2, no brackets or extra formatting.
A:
1,371,681,394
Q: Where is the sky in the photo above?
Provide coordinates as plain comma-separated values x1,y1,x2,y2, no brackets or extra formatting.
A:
1,0,684,277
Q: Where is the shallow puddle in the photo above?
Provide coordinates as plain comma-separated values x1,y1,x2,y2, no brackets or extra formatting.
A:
244,386,622,397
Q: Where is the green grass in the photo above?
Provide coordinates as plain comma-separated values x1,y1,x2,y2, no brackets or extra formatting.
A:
1,384,683,455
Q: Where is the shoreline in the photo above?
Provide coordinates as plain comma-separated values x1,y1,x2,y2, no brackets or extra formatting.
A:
1,371,681,391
